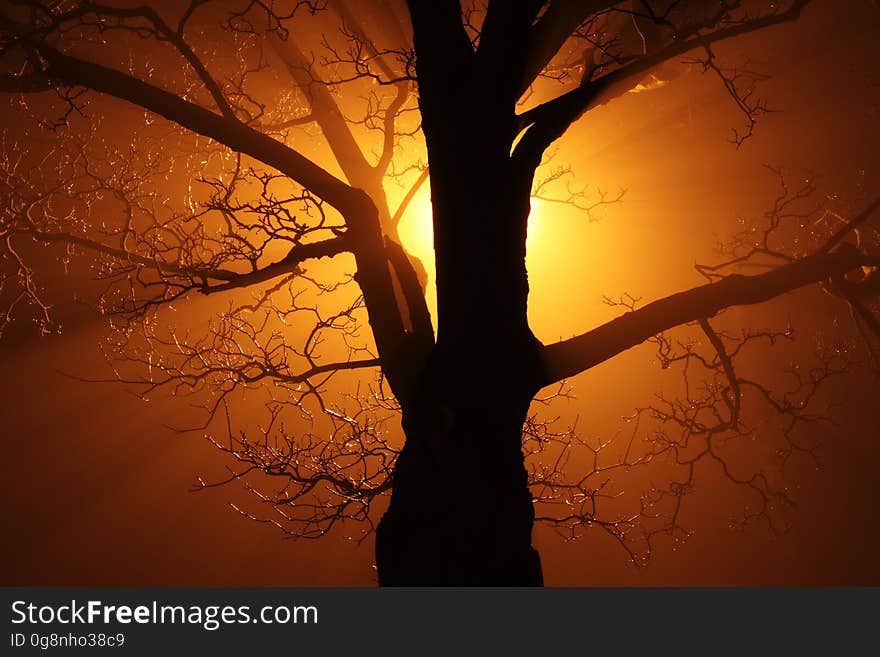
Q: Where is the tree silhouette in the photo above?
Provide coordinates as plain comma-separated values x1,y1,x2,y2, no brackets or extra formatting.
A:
1,0,878,585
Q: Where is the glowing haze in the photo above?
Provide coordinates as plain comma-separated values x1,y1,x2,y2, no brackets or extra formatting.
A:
1,1,878,586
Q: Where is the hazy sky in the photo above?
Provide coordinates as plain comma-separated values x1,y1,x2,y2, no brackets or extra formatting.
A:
2,0,878,586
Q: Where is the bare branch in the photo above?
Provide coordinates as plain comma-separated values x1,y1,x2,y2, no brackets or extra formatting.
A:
543,238,880,384
8,38,361,213
513,0,812,169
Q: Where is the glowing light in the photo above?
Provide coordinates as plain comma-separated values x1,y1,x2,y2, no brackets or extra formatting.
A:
396,182,434,270
628,73,669,94
527,198,546,245
397,190,547,266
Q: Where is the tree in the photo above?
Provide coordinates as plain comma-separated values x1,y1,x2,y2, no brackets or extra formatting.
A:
1,0,877,585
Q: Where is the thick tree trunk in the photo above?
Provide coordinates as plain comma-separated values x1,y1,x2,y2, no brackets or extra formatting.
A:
376,337,544,586
376,170,545,585
375,11,546,582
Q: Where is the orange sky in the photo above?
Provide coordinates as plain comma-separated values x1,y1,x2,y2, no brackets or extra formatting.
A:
2,1,879,586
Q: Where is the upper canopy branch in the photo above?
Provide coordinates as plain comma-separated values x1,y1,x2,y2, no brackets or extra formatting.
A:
10,0,238,119
324,0,414,177
0,27,362,215
513,0,812,168
517,0,618,97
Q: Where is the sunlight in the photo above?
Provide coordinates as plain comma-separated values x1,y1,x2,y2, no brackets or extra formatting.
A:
527,197,546,245
396,181,435,272
397,188,559,335
397,187,547,269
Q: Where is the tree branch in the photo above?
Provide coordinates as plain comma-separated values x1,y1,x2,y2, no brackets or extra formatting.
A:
517,0,617,96
514,0,812,168
55,1,237,119
15,227,234,281
542,246,880,385
385,236,433,343
202,236,351,293
390,166,429,231
19,226,350,294
14,41,362,215
271,35,376,193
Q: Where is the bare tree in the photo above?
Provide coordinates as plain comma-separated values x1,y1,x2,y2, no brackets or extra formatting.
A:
1,0,877,585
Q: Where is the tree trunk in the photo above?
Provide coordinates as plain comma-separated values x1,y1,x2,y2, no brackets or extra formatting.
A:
373,21,546,581
376,170,545,585
376,339,544,586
